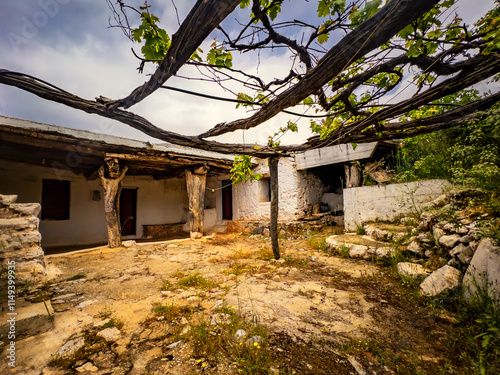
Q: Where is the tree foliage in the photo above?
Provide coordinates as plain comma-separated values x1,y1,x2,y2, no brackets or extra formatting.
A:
0,0,499,157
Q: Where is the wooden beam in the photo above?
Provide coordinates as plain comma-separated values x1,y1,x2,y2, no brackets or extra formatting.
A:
185,166,209,239
294,142,378,170
269,157,280,260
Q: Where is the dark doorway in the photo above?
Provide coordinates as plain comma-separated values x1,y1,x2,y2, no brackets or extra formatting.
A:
222,180,233,220
120,188,137,236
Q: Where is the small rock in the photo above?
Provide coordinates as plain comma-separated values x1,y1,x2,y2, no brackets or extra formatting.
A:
439,234,462,248
449,243,467,257
407,241,423,255
420,265,461,297
245,335,262,346
417,232,432,243
122,240,136,247
347,356,366,375
374,247,394,258
210,313,231,326
76,362,98,373
235,329,247,341
433,227,446,243
93,318,111,328
57,336,85,357
97,327,121,342
397,262,429,279
77,299,98,309
167,340,183,349
348,245,369,259
212,300,224,310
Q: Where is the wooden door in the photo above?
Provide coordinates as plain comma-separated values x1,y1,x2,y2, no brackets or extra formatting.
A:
120,188,137,236
222,180,233,220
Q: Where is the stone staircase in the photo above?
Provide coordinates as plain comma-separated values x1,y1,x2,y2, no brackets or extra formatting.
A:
326,221,414,260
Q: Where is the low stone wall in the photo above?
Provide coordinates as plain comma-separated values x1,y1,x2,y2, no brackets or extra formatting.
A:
343,179,452,231
0,194,45,281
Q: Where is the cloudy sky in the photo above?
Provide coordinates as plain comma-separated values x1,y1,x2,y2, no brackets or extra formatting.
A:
0,0,496,146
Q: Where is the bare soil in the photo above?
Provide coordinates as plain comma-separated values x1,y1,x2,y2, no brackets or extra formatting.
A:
1,231,461,374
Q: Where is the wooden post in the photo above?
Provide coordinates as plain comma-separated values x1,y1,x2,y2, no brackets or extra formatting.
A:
344,163,362,188
98,159,128,248
186,165,209,239
269,157,280,260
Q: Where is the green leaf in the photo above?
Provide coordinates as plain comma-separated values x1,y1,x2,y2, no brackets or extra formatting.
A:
318,32,329,44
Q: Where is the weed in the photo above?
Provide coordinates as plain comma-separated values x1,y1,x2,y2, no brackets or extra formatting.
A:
338,244,350,258
283,255,309,268
102,317,124,330
185,306,272,373
177,271,217,290
161,278,175,291
48,330,109,369
355,223,366,235
154,302,194,321
256,247,274,261
67,273,86,281
307,236,327,251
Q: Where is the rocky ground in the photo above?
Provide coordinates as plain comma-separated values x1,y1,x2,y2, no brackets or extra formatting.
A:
1,222,474,375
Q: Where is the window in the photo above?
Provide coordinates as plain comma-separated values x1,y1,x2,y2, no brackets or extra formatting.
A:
41,179,70,220
258,178,271,202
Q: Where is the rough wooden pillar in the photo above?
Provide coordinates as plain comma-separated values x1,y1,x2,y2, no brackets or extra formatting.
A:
269,157,280,260
344,162,362,188
186,165,209,239
98,158,128,248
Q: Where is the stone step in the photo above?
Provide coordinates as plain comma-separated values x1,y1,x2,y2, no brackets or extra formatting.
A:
363,222,414,242
326,234,396,259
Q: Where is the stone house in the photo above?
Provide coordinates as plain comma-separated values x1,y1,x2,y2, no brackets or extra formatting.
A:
0,115,393,252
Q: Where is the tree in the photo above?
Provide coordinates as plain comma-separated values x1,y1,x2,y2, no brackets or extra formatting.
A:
0,0,499,256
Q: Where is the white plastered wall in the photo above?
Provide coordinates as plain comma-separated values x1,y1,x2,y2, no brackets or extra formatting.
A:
343,179,453,231
0,161,221,247
233,157,325,221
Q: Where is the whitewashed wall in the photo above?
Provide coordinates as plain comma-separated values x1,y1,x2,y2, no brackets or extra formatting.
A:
0,161,221,247
343,179,452,231
233,157,325,221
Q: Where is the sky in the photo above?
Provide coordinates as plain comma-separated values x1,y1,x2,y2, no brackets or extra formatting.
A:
0,0,496,147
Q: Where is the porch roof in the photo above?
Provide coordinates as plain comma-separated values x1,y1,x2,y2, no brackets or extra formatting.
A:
0,115,234,179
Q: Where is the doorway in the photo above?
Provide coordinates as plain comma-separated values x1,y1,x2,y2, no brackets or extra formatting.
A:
222,180,233,220
120,188,137,236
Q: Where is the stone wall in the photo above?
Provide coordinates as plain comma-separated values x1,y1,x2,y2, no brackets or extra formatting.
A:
233,157,325,221
0,194,45,281
343,179,452,231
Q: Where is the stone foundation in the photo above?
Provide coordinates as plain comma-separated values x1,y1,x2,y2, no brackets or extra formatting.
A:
0,194,45,282
228,214,343,237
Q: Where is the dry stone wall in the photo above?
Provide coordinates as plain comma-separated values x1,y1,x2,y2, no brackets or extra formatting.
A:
0,194,45,281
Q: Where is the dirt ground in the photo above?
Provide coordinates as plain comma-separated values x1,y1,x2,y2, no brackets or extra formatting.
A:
1,231,461,375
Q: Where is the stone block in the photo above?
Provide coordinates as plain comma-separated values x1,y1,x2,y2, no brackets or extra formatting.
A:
9,203,41,217
0,195,18,205
397,262,429,279
438,234,461,248
0,217,39,231
420,265,461,297
463,238,500,306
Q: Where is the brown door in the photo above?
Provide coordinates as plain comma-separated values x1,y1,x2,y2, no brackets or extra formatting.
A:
120,188,137,236
222,180,232,220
